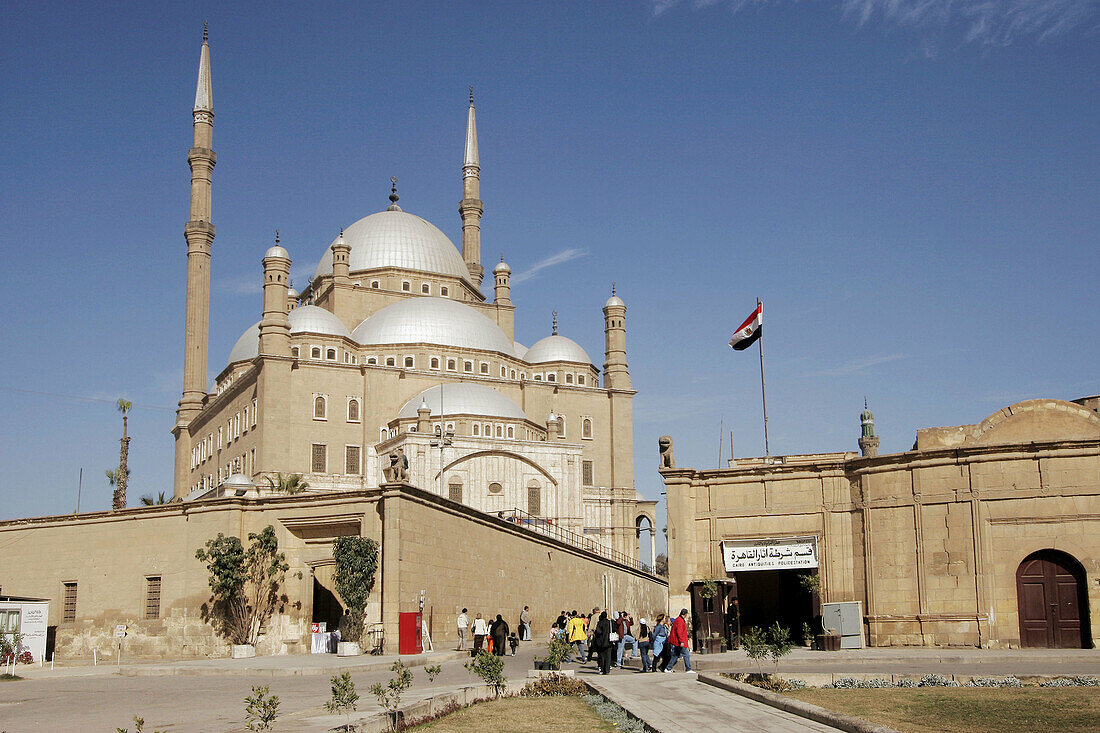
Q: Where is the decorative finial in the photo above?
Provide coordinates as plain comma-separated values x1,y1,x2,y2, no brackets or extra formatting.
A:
203,21,208,43
275,229,280,244
389,176,399,204
469,85,474,104
552,310,558,336
500,253,504,263
612,282,616,296
864,396,868,410
339,227,344,236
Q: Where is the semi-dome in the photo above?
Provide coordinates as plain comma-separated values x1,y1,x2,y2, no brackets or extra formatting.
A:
314,210,471,283
523,334,593,365
352,297,515,354
226,306,351,365
513,341,528,359
397,383,528,421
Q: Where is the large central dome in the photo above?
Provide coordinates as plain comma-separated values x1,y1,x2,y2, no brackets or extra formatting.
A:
314,210,472,283
352,297,515,354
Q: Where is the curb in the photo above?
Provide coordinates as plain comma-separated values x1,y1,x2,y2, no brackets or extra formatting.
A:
583,679,661,733
118,650,465,678
697,673,900,733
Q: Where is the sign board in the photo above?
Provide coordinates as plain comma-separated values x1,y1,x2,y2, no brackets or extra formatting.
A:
0,601,48,663
114,624,128,638
722,536,819,572
311,622,326,634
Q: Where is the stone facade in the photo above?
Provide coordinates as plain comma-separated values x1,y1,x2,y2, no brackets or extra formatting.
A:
0,484,666,659
664,398,1100,648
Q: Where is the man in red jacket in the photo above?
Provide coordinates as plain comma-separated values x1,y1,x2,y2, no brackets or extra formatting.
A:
665,608,693,672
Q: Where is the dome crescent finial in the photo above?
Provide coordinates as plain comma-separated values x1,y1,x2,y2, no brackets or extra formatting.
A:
552,310,558,336
203,21,208,43
469,85,474,105
275,229,280,244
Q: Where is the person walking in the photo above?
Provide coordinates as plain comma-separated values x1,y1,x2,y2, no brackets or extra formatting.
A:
652,614,671,672
586,607,601,664
591,611,614,675
519,605,532,641
665,608,693,672
490,614,509,657
566,610,587,662
471,612,488,653
637,617,652,672
456,608,469,651
615,610,636,668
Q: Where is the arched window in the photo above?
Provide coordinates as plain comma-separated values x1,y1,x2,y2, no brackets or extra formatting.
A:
385,357,396,366
496,425,503,438
527,480,541,516
314,395,327,420
488,482,503,495
347,399,360,422
511,369,516,379
447,358,457,371
448,479,463,503
565,373,573,384
578,375,585,385
367,357,377,365
380,427,388,442
370,280,380,289
472,424,480,436
480,362,489,374
463,360,473,373
404,356,414,368
547,373,556,382
311,347,321,359
431,357,440,369
326,348,337,360
507,426,514,438
557,415,566,436
534,374,542,381
582,418,592,439
291,346,299,358
401,281,411,292
421,283,430,294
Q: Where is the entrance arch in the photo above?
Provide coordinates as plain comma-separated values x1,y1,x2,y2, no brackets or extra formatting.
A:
1016,549,1091,648
635,515,655,570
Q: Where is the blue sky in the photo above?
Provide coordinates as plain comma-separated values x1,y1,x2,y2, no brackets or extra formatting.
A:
1,2,1097,542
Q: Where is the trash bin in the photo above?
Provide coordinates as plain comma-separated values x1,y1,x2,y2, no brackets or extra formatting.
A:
398,612,422,655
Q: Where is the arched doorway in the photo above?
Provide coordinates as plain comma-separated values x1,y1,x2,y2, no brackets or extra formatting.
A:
1016,550,1091,648
635,515,655,570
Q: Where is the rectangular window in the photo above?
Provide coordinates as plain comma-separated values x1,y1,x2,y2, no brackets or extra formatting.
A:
311,443,327,473
582,460,594,486
145,576,162,620
345,445,361,475
63,582,78,623
448,482,463,503
0,610,20,634
528,486,541,516
252,399,258,427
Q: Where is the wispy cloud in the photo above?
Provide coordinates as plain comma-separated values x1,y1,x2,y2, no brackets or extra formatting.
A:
651,0,1097,46
815,352,907,376
513,248,587,283
217,259,319,296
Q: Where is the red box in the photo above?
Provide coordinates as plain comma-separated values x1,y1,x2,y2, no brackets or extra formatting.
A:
398,612,422,655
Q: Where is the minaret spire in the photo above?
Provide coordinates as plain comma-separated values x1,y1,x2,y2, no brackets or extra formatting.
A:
174,25,218,498
460,88,484,287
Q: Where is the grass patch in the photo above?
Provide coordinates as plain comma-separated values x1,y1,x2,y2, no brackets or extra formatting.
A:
789,687,1099,733
409,696,617,732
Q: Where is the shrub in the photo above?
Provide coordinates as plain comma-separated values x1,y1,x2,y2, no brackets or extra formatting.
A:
244,684,280,730
195,526,288,646
332,536,378,644
1040,676,1099,687
521,673,588,697
543,633,574,668
326,671,360,732
895,677,918,688
765,621,793,675
464,650,507,697
370,660,413,732
918,674,959,687
424,664,442,683
740,626,769,676
966,676,1023,688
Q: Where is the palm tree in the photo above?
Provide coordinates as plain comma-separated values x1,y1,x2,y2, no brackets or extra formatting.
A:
113,398,132,510
264,473,309,494
140,491,170,506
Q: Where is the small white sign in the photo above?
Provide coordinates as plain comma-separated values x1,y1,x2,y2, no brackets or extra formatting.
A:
722,536,819,572
114,624,128,638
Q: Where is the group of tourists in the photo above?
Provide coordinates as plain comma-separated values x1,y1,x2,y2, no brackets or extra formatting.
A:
455,605,532,657
552,607,694,675
457,604,693,675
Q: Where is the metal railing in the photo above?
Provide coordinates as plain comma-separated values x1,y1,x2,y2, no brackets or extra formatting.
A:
496,508,653,574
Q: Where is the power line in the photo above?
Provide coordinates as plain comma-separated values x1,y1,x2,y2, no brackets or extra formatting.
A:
0,386,176,413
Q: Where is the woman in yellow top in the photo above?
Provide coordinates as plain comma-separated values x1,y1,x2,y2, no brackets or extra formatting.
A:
566,611,588,662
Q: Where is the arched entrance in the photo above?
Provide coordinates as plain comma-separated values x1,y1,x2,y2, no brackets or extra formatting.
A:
1016,550,1091,648
635,515,655,571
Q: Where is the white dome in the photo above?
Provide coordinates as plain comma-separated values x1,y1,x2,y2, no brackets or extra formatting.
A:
226,306,350,365
288,305,352,337
352,297,515,354
314,210,471,283
513,341,528,359
265,245,289,260
605,294,625,308
524,334,593,365
493,260,511,274
397,383,528,421
221,473,255,489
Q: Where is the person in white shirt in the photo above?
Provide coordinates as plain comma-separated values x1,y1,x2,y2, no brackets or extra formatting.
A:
456,608,469,651
471,612,489,653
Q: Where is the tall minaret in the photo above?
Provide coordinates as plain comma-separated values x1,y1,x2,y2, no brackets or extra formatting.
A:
603,284,631,389
859,398,880,457
173,24,216,497
460,88,484,287
259,233,292,357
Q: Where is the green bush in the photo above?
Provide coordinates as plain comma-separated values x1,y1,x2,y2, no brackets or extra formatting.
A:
244,685,279,730
522,673,588,697
326,671,360,732
464,650,507,697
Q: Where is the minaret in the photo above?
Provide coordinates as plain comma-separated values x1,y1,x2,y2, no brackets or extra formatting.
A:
859,398,880,458
173,25,216,497
331,228,351,285
259,233,292,357
602,284,631,389
460,87,484,287
493,256,511,305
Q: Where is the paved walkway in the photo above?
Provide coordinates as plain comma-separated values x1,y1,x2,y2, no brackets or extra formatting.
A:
586,671,841,733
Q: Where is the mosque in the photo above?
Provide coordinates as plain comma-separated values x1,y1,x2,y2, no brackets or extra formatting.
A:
173,30,657,562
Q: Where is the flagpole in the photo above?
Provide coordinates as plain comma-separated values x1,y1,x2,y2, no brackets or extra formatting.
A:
757,298,770,457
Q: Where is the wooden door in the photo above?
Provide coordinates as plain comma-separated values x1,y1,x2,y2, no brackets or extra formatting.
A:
1016,551,1088,648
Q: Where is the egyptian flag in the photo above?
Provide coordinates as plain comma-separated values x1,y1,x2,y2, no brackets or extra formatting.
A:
728,302,763,351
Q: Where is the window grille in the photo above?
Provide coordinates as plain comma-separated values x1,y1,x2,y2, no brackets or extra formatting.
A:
145,576,162,619
63,582,77,623
527,485,541,516
582,460,594,486
311,444,327,473
345,445,361,475
347,399,360,422
448,481,463,503
314,396,326,419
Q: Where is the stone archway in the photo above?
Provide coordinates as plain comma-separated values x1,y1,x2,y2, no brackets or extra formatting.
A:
1016,549,1091,648
635,514,655,571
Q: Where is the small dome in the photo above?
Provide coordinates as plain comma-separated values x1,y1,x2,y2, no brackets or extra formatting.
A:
314,210,471,283
265,245,290,260
221,473,255,489
287,287,300,299
513,341,528,359
397,383,528,421
861,408,874,421
493,260,511,274
353,297,515,354
605,294,625,308
524,334,593,365
288,305,352,338
227,322,261,364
